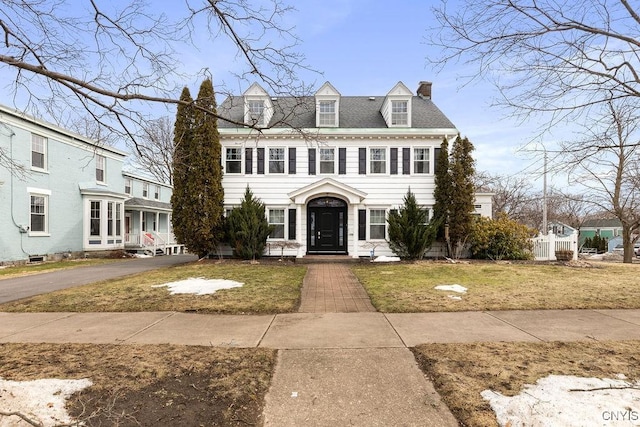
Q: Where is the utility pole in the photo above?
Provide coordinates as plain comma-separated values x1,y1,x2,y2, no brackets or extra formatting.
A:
543,149,548,235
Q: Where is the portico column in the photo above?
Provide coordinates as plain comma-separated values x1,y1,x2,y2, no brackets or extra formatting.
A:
296,204,303,258
352,204,359,258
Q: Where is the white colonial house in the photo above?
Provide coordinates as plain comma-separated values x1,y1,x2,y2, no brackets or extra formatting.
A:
0,104,182,264
218,81,493,259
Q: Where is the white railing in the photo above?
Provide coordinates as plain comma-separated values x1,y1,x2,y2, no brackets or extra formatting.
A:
531,231,579,261
125,231,179,254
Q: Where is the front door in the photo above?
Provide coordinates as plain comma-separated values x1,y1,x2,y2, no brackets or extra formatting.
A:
308,197,347,254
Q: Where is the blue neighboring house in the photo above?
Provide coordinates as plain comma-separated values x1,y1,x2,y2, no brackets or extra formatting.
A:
0,104,181,264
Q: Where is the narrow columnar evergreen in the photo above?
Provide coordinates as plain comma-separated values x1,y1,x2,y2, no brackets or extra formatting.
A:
432,137,452,242
226,186,273,260
387,189,438,260
448,135,476,257
170,80,224,258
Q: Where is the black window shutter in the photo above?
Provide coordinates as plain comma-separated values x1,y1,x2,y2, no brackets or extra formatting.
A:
308,148,316,175
289,147,296,174
434,147,441,175
358,209,366,240
358,148,366,174
339,148,346,174
257,148,265,175
390,148,398,175
245,148,253,174
402,148,410,175
288,209,296,240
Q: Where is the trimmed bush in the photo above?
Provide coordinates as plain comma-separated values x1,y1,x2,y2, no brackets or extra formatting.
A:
469,213,535,260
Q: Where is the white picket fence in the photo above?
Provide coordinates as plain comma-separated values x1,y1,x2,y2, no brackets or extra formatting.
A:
531,231,579,261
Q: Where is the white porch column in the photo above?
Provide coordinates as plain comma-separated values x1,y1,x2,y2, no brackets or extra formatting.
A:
296,204,303,258
352,204,359,258
155,212,159,232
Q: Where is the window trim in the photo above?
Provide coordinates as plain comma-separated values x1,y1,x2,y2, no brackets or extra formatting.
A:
268,208,286,239
268,147,286,174
318,100,337,127
154,185,160,200
369,147,387,174
318,147,336,174
390,100,409,126
124,178,132,195
225,147,243,174
96,154,106,183
29,193,49,236
369,208,387,240
413,147,430,174
31,134,47,171
247,99,265,126
90,200,101,237
142,182,149,199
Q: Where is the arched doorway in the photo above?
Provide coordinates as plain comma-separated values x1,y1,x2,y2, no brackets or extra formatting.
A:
307,197,347,254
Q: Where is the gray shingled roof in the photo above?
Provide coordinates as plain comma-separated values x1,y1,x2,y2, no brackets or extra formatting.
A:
581,219,622,228
125,197,172,211
217,95,456,129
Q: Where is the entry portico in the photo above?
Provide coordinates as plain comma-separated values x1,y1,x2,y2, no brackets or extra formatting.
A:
289,178,366,257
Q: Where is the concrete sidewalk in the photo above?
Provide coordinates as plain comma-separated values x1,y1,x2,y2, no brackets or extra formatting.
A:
2,309,640,347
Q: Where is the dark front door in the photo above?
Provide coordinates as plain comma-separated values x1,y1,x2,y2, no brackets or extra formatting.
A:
308,198,347,254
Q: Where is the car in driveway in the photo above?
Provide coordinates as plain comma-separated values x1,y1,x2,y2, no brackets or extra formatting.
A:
635,242,640,257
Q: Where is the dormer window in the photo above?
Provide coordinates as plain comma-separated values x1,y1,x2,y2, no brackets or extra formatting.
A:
391,101,408,125
248,100,265,126
319,101,336,126
314,82,340,127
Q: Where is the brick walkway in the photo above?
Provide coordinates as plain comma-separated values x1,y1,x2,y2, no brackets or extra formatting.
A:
298,264,376,313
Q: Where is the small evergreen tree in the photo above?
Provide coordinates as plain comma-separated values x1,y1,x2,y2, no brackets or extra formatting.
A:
170,80,224,258
387,189,438,260
448,135,476,258
226,186,273,260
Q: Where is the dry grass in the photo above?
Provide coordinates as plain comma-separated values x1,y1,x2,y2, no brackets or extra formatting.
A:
351,261,640,312
0,258,118,279
412,340,640,427
0,260,307,314
0,342,277,426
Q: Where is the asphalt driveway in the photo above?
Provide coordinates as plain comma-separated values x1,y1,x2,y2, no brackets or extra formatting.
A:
0,254,198,304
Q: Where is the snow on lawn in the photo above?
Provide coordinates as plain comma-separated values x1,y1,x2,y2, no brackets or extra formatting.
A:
482,374,640,427
152,277,243,295
0,377,92,427
434,284,467,293
372,256,401,262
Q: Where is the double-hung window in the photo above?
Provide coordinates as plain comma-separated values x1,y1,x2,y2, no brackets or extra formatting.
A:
414,148,430,174
318,101,336,126
154,185,160,200
124,178,132,195
268,209,285,239
391,101,408,125
248,100,265,126
370,209,386,239
370,148,386,174
269,148,285,174
142,182,149,198
319,148,335,174
31,134,47,170
30,194,48,233
90,201,101,236
226,148,242,174
96,155,106,183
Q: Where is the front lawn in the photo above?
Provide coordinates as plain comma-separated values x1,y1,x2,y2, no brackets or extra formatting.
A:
351,261,640,312
0,261,307,314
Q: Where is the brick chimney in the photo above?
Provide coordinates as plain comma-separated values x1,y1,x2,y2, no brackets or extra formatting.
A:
417,81,432,99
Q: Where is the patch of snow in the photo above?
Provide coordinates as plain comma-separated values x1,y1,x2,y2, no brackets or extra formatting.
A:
152,277,243,295
447,295,463,301
0,377,92,427
372,256,401,262
482,374,640,427
133,253,153,258
434,284,467,293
